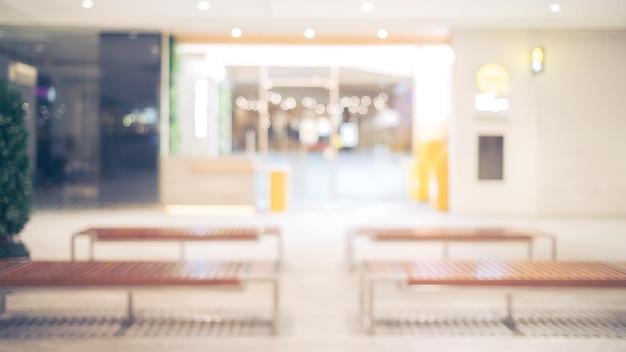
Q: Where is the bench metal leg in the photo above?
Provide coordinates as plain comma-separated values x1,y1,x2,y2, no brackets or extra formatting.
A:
71,234,77,261
359,265,366,326
367,279,375,334
503,293,515,328
360,267,375,334
551,236,558,259
127,291,135,323
346,232,355,270
0,291,6,314
89,236,95,261
277,235,283,267
272,280,280,335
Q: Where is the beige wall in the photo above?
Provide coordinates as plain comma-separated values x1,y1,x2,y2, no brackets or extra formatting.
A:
160,156,256,206
450,30,626,216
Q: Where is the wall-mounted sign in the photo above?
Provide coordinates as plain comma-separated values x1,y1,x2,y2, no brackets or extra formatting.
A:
475,63,510,113
9,62,37,87
476,63,509,96
478,135,504,180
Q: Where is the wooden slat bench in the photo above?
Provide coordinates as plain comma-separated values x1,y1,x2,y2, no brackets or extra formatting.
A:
346,227,557,269
0,259,281,334
71,225,282,264
359,259,626,334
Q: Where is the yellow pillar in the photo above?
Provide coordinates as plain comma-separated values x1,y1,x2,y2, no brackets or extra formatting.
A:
433,144,448,211
416,142,431,202
270,169,288,212
414,140,448,211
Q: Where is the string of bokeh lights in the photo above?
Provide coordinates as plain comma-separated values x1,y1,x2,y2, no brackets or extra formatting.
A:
235,92,388,116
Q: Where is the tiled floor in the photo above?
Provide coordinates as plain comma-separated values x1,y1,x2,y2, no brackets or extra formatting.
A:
1,199,625,351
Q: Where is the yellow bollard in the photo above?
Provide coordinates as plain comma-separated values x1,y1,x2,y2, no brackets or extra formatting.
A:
270,169,288,212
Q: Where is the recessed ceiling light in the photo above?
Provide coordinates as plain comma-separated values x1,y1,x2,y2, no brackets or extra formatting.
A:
197,1,210,11
304,28,316,39
231,28,242,38
81,0,94,9
549,3,561,13
377,29,388,39
361,2,374,13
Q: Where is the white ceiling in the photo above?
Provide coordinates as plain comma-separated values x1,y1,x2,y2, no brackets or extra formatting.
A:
0,1,623,88
1,0,625,36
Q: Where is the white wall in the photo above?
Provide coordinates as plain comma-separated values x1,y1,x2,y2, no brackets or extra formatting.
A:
451,31,538,215
450,30,626,216
534,31,626,216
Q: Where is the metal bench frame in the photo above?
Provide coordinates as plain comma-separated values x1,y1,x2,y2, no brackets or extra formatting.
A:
347,227,557,269
0,260,281,335
359,260,626,334
71,226,283,265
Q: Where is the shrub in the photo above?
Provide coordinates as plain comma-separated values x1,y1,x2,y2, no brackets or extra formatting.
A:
0,78,32,258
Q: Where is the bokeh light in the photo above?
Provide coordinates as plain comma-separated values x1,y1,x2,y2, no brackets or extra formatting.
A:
361,2,374,13
231,28,242,38
197,1,210,11
304,28,316,39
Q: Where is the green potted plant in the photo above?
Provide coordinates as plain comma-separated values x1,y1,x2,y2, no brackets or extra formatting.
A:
0,78,32,259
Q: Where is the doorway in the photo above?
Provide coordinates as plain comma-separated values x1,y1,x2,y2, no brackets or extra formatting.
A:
175,44,428,206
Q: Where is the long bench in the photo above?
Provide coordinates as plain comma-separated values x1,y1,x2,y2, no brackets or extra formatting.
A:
346,227,557,269
0,259,281,335
359,259,626,334
71,226,282,265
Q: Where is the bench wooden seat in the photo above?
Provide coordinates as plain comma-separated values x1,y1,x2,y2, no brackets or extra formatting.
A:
86,227,261,241
347,227,557,269
72,225,283,264
361,228,534,242
360,259,626,333
0,260,25,272
0,259,280,334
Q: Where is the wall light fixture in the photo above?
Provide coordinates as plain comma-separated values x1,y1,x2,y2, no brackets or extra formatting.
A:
531,47,545,73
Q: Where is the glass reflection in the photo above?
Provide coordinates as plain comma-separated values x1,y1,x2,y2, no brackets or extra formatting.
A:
0,28,161,208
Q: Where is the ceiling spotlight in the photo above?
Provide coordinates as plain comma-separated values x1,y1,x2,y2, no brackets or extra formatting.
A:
549,3,561,13
231,28,242,38
361,2,374,13
377,29,388,39
304,28,316,39
81,0,94,9
197,1,210,11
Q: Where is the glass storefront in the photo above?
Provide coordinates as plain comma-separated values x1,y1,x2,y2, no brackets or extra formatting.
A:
174,44,417,203
1,29,450,208
0,27,162,209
